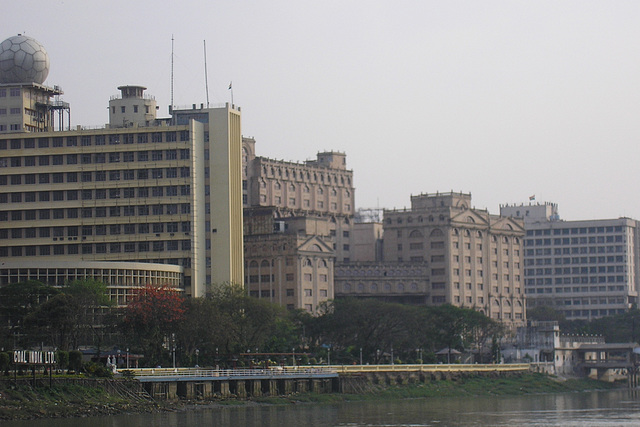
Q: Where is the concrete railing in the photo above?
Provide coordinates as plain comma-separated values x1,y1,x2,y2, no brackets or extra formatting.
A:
125,363,529,378
126,367,337,378
332,363,530,374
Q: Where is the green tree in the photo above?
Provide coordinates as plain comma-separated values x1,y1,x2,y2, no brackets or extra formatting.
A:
527,305,566,322
56,350,69,372
0,281,58,348
0,352,10,374
69,350,83,373
22,279,111,351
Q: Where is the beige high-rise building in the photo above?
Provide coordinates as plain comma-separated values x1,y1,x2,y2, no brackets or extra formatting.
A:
0,36,244,299
336,192,526,324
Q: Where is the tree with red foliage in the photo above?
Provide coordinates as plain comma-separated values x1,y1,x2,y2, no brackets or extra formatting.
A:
122,284,185,366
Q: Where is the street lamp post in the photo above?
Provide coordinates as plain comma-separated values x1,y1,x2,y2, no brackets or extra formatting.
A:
292,348,295,367
126,348,129,369
172,333,176,369
360,347,363,365
195,349,199,367
391,345,394,365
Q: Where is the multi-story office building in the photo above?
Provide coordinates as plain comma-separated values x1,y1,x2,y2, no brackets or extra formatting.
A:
241,138,354,312
337,192,527,324
501,203,639,320
0,35,244,300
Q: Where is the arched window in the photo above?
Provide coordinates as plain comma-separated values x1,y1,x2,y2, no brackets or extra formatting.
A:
344,283,352,291
430,229,443,237
303,258,312,267
409,229,424,238
250,260,259,268
397,283,405,291
260,260,270,268
371,283,378,291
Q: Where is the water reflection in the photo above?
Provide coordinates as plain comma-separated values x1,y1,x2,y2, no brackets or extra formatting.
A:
5,389,640,427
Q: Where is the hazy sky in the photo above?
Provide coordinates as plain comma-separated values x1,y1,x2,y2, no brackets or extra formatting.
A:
6,1,640,220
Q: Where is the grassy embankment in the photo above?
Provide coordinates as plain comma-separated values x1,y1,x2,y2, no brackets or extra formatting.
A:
253,372,623,404
0,372,624,420
0,380,164,420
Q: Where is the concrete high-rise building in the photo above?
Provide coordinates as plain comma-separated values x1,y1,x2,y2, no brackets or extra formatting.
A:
0,35,243,300
336,192,526,324
501,202,640,320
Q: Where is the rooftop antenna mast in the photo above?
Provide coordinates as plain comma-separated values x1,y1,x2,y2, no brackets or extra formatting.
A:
170,35,174,115
204,40,210,108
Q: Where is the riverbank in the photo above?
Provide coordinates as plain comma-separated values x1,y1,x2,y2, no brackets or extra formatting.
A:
0,372,623,420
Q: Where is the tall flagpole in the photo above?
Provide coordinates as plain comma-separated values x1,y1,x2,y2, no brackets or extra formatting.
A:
229,81,234,106
170,35,174,115
204,40,210,108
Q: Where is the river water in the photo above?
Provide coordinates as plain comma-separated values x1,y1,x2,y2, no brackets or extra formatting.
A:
5,389,640,426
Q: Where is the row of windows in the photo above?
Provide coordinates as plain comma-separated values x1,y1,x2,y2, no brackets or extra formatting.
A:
0,108,21,115
528,285,626,293
264,181,351,197
563,309,625,318
0,204,191,221
525,266,626,276
525,256,626,266
342,282,420,292
0,167,191,185
0,124,21,131
553,297,626,306
0,131,190,150
526,226,625,236
336,268,426,276
525,236,625,246
0,149,191,167
0,222,190,239
0,186,191,203
0,240,192,257
0,88,21,97
526,275,627,288
260,164,351,186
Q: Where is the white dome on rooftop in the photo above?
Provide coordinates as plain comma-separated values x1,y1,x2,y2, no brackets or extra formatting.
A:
0,35,50,84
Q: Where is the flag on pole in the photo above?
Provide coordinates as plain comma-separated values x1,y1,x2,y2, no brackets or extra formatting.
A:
529,195,535,201
228,81,232,90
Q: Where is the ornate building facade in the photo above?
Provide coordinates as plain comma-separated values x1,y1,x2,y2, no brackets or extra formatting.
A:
242,138,354,313
336,192,526,325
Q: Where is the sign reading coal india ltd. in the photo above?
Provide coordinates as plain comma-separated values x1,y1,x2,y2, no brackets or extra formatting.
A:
13,350,56,365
